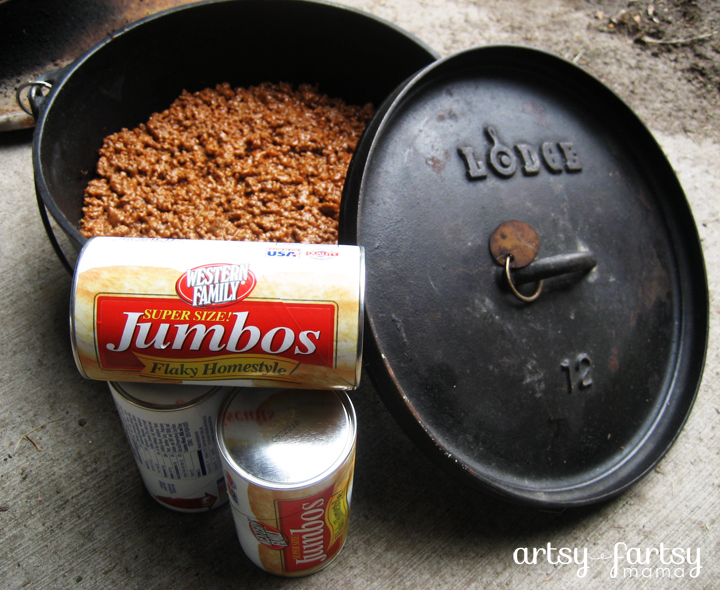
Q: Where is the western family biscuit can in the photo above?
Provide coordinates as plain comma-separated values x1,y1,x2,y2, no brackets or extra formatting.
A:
109,381,231,512
216,388,357,576
71,237,364,390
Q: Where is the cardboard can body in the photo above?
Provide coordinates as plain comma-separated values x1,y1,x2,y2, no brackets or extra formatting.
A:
71,238,364,390
216,388,357,576
109,381,231,512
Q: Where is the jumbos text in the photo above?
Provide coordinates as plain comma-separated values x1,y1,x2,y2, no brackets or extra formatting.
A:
94,295,337,376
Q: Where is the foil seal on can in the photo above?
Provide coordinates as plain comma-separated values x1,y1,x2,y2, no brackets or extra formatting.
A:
71,237,364,390
109,381,231,512
216,388,357,576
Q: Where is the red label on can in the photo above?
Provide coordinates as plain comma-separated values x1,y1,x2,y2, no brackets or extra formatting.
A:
273,485,349,572
95,296,337,381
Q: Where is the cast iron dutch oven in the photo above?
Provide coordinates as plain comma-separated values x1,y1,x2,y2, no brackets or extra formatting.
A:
29,0,707,508
340,45,708,508
28,0,438,272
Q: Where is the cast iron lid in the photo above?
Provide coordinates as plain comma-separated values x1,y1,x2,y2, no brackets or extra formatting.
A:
340,45,708,508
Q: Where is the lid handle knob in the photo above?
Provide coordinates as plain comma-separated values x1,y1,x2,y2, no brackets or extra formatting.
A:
511,252,597,286
490,221,597,303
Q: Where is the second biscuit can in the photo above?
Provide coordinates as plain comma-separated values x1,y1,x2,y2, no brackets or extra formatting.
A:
109,381,231,512
216,388,357,576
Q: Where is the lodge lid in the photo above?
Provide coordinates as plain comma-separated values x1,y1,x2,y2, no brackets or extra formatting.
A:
340,45,708,507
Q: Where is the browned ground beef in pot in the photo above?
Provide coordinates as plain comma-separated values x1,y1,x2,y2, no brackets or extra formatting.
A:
80,82,374,244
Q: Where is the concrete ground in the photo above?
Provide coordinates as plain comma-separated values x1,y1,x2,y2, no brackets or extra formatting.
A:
1,1,718,588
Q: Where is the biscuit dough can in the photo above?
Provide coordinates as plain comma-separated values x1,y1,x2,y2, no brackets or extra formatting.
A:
70,237,364,390
216,388,357,576
109,381,231,512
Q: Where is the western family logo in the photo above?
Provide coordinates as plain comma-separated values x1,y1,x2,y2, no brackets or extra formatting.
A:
513,542,702,579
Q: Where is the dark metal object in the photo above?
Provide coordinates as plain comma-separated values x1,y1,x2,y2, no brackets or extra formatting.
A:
500,251,597,305
512,252,597,285
0,0,200,131
29,0,438,272
15,81,52,116
490,221,597,303
340,45,708,507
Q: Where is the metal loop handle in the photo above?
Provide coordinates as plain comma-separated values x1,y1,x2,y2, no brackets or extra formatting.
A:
15,80,53,116
505,255,543,303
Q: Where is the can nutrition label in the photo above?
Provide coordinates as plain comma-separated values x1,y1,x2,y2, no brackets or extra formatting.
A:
117,407,220,480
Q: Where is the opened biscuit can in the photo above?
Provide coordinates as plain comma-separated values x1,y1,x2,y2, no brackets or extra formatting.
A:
109,381,231,512
216,388,357,576
71,237,364,390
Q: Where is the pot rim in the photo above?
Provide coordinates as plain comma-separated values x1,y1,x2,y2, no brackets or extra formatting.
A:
31,0,439,272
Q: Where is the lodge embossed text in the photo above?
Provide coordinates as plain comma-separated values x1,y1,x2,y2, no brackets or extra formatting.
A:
458,126,582,180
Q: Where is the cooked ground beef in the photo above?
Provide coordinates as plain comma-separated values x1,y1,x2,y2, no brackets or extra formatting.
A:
80,82,374,244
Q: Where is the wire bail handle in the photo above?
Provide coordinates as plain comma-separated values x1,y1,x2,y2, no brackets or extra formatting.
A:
15,80,53,116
